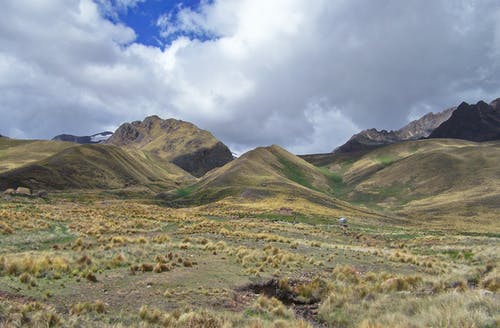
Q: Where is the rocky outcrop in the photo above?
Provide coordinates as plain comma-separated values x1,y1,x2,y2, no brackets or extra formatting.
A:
171,142,234,178
334,107,454,153
490,98,500,110
52,132,113,144
334,129,402,153
429,100,500,141
106,116,233,177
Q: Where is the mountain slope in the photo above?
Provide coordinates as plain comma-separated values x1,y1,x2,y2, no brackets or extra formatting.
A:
306,139,500,226
335,107,454,153
106,116,233,177
429,100,500,141
52,131,113,144
0,138,76,174
0,144,193,191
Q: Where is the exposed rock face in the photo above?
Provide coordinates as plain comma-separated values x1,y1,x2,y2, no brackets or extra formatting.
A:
335,107,455,153
171,142,234,178
334,129,402,153
429,100,500,141
52,132,113,144
106,116,233,177
397,108,455,139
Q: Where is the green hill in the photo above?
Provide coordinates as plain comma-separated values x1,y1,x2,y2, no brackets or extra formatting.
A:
0,144,193,191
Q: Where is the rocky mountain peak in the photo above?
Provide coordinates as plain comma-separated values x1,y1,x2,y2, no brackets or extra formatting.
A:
429,100,500,142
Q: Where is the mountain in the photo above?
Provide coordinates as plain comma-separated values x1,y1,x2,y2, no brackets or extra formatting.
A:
0,144,192,191
106,116,233,177
52,131,113,144
334,107,455,153
428,100,500,141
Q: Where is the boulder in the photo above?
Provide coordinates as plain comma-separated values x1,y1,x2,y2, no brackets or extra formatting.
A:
15,187,31,196
3,188,15,195
36,190,48,199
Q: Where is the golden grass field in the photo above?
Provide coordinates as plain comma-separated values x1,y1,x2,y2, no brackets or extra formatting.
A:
0,192,498,327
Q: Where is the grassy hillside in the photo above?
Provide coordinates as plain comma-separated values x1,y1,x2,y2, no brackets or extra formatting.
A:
304,139,500,230
0,138,75,173
163,145,331,204
0,144,194,191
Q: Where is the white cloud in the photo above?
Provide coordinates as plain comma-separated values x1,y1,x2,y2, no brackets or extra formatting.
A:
0,0,499,153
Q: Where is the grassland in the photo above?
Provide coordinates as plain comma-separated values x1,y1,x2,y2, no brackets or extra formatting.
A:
0,192,498,327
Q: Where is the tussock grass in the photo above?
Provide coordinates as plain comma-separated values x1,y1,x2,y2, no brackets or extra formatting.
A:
71,300,106,315
0,192,498,327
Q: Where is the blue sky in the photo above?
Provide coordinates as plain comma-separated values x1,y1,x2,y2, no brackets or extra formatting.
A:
102,0,208,46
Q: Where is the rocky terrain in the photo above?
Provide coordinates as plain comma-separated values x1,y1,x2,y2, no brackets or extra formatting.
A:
335,107,455,153
429,99,500,141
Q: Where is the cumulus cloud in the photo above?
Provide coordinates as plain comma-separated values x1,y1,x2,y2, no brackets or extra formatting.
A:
0,0,499,154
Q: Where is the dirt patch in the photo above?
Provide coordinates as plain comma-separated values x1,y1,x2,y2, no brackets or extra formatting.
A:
0,290,37,304
234,279,323,326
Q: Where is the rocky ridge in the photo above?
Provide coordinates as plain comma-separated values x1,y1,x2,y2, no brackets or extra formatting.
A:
429,99,500,141
334,107,455,153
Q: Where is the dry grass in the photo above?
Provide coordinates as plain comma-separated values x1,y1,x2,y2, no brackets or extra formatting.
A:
0,194,498,327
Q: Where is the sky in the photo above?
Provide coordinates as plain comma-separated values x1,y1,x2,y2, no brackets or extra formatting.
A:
0,0,499,154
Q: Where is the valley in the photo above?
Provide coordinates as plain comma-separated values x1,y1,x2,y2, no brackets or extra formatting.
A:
0,110,499,327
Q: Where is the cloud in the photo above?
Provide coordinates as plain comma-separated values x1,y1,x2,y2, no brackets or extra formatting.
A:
0,0,499,154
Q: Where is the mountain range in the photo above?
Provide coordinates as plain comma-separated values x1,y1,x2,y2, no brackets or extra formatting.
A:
334,98,500,154
0,97,499,225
